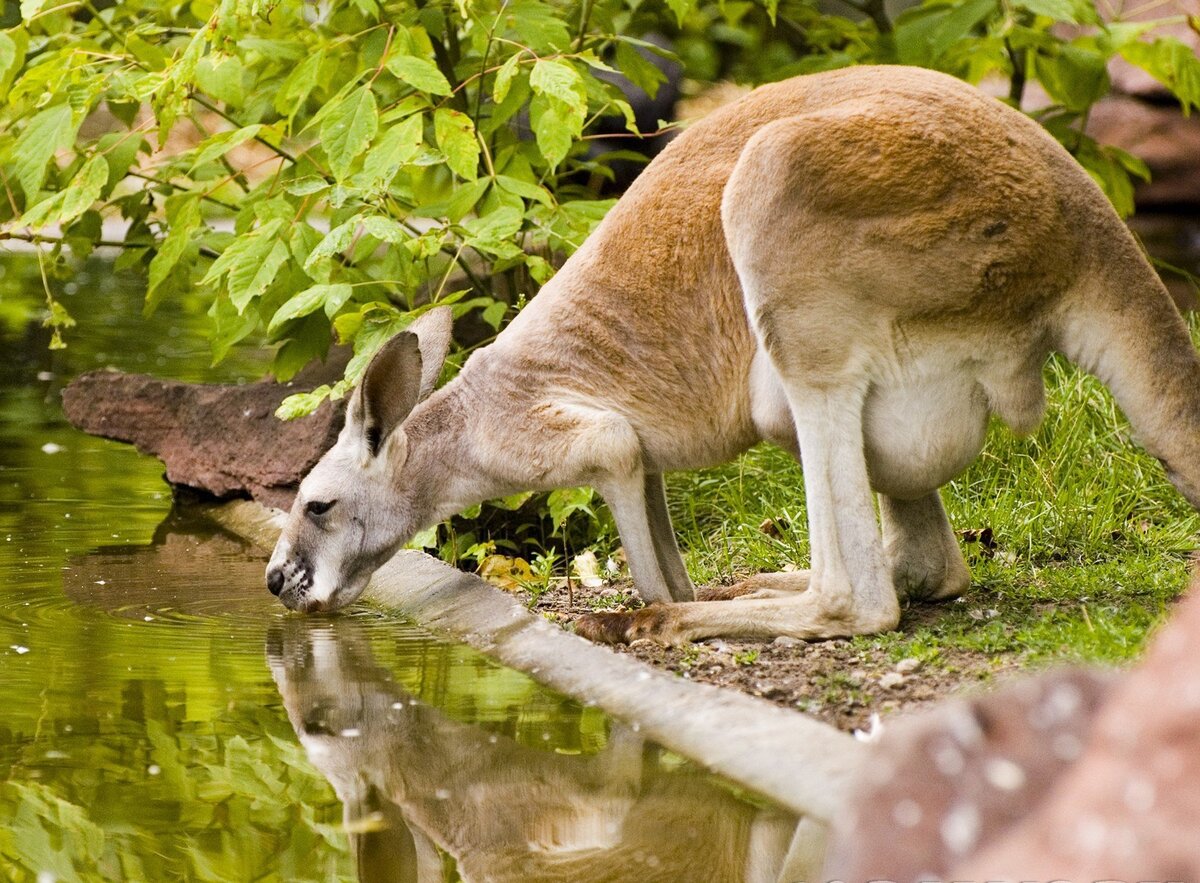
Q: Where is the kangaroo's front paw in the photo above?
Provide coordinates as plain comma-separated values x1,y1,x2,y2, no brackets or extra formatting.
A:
575,606,680,646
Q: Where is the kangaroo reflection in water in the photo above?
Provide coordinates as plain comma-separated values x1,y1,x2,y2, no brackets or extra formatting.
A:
266,618,822,883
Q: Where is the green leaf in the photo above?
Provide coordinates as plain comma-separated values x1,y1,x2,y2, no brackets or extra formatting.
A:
190,125,264,170
276,386,333,420
57,154,108,226
269,283,353,331
529,59,587,115
493,53,522,104
529,96,575,168
895,0,998,67
19,0,46,22
386,53,452,95
0,31,17,85
275,50,324,120
360,215,409,243
1034,44,1109,112
548,486,595,529
208,294,259,365
1015,0,1086,23
200,217,289,312
321,86,379,180
614,41,667,101
13,103,78,200
1120,38,1200,114
463,206,523,257
303,218,359,272
232,239,290,313
434,108,480,180
95,132,145,196
664,0,696,26
147,197,202,314
194,54,246,108
495,174,553,206
0,28,27,97
359,114,424,189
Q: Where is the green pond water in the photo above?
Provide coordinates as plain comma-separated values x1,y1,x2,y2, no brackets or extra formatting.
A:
0,256,800,882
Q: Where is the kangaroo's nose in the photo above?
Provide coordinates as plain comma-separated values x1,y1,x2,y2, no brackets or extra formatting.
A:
267,567,285,596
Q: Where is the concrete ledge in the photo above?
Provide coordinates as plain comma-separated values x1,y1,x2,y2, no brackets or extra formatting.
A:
200,499,863,823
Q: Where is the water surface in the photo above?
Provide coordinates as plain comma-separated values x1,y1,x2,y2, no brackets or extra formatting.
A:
0,256,802,881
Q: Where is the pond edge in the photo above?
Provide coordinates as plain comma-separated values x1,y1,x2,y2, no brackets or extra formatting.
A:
199,499,864,823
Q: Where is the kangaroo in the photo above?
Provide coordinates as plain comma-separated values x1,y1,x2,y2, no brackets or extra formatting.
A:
266,65,1200,645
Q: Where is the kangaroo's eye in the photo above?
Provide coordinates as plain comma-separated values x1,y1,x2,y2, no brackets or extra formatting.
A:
305,499,336,517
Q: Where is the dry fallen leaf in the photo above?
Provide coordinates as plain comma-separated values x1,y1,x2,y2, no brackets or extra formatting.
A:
477,554,533,592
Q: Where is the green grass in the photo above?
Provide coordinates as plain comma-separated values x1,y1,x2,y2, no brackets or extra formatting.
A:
665,335,1200,668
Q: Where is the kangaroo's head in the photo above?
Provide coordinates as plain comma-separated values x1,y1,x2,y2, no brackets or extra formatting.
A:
266,307,453,612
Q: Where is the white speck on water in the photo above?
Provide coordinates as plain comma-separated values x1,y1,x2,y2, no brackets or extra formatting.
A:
41,443,63,455
984,757,1026,791
631,722,641,732
541,732,550,741
940,802,981,854
434,788,451,800
391,701,405,710
143,616,153,622
10,645,29,655
37,371,54,381
339,728,361,738
488,734,498,744
147,764,161,776
95,580,106,585
408,699,418,706
892,798,923,828
44,751,68,760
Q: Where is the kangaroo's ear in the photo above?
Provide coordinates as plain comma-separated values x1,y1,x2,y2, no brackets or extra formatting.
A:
406,306,453,399
351,331,422,457
348,307,454,458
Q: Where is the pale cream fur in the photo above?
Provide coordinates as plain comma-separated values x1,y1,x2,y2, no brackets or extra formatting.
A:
267,66,1200,645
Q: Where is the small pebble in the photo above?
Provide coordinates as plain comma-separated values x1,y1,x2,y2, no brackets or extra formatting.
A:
879,672,905,689
895,657,923,674
773,635,801,648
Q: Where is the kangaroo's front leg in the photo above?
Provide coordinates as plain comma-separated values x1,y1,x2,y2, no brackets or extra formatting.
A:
597,473,677,605
643,472,695,601
578,384,901,644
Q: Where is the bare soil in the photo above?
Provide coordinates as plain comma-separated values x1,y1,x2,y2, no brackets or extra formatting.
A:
513,580,1021,733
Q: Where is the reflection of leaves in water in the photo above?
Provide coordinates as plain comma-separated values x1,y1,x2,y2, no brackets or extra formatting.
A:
0,697,353,881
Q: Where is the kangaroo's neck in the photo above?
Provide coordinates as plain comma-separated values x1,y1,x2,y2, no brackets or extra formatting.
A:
402,353,542,521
